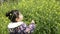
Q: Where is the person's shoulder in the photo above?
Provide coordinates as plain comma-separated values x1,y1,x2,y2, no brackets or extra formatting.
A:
8,21,24,29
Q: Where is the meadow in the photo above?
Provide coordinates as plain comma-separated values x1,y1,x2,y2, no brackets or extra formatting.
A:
0,0,60,34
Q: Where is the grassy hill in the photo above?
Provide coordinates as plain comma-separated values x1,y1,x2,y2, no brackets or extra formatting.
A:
0,0,60,34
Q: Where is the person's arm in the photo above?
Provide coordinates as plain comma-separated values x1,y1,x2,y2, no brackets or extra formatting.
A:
20,20,36,33
25,20,36,33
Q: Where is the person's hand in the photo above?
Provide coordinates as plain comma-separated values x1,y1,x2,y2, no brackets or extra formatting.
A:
31,20,35,24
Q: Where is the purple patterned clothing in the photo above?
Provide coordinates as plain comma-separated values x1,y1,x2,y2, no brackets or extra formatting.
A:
8,21,35,34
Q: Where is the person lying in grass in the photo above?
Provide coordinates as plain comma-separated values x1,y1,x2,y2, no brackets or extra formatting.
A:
6,10,36,34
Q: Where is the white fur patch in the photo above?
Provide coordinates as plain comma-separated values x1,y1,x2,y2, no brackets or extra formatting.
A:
8,22,23,28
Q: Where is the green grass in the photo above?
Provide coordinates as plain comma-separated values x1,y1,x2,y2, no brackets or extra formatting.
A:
0,0,60,34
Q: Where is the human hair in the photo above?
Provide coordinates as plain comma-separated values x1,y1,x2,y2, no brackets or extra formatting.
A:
6,10,20,22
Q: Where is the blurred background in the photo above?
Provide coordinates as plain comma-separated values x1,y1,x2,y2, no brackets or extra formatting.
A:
0,0,60,34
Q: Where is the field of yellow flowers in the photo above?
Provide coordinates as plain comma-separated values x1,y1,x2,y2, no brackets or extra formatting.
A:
0,0,60,34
